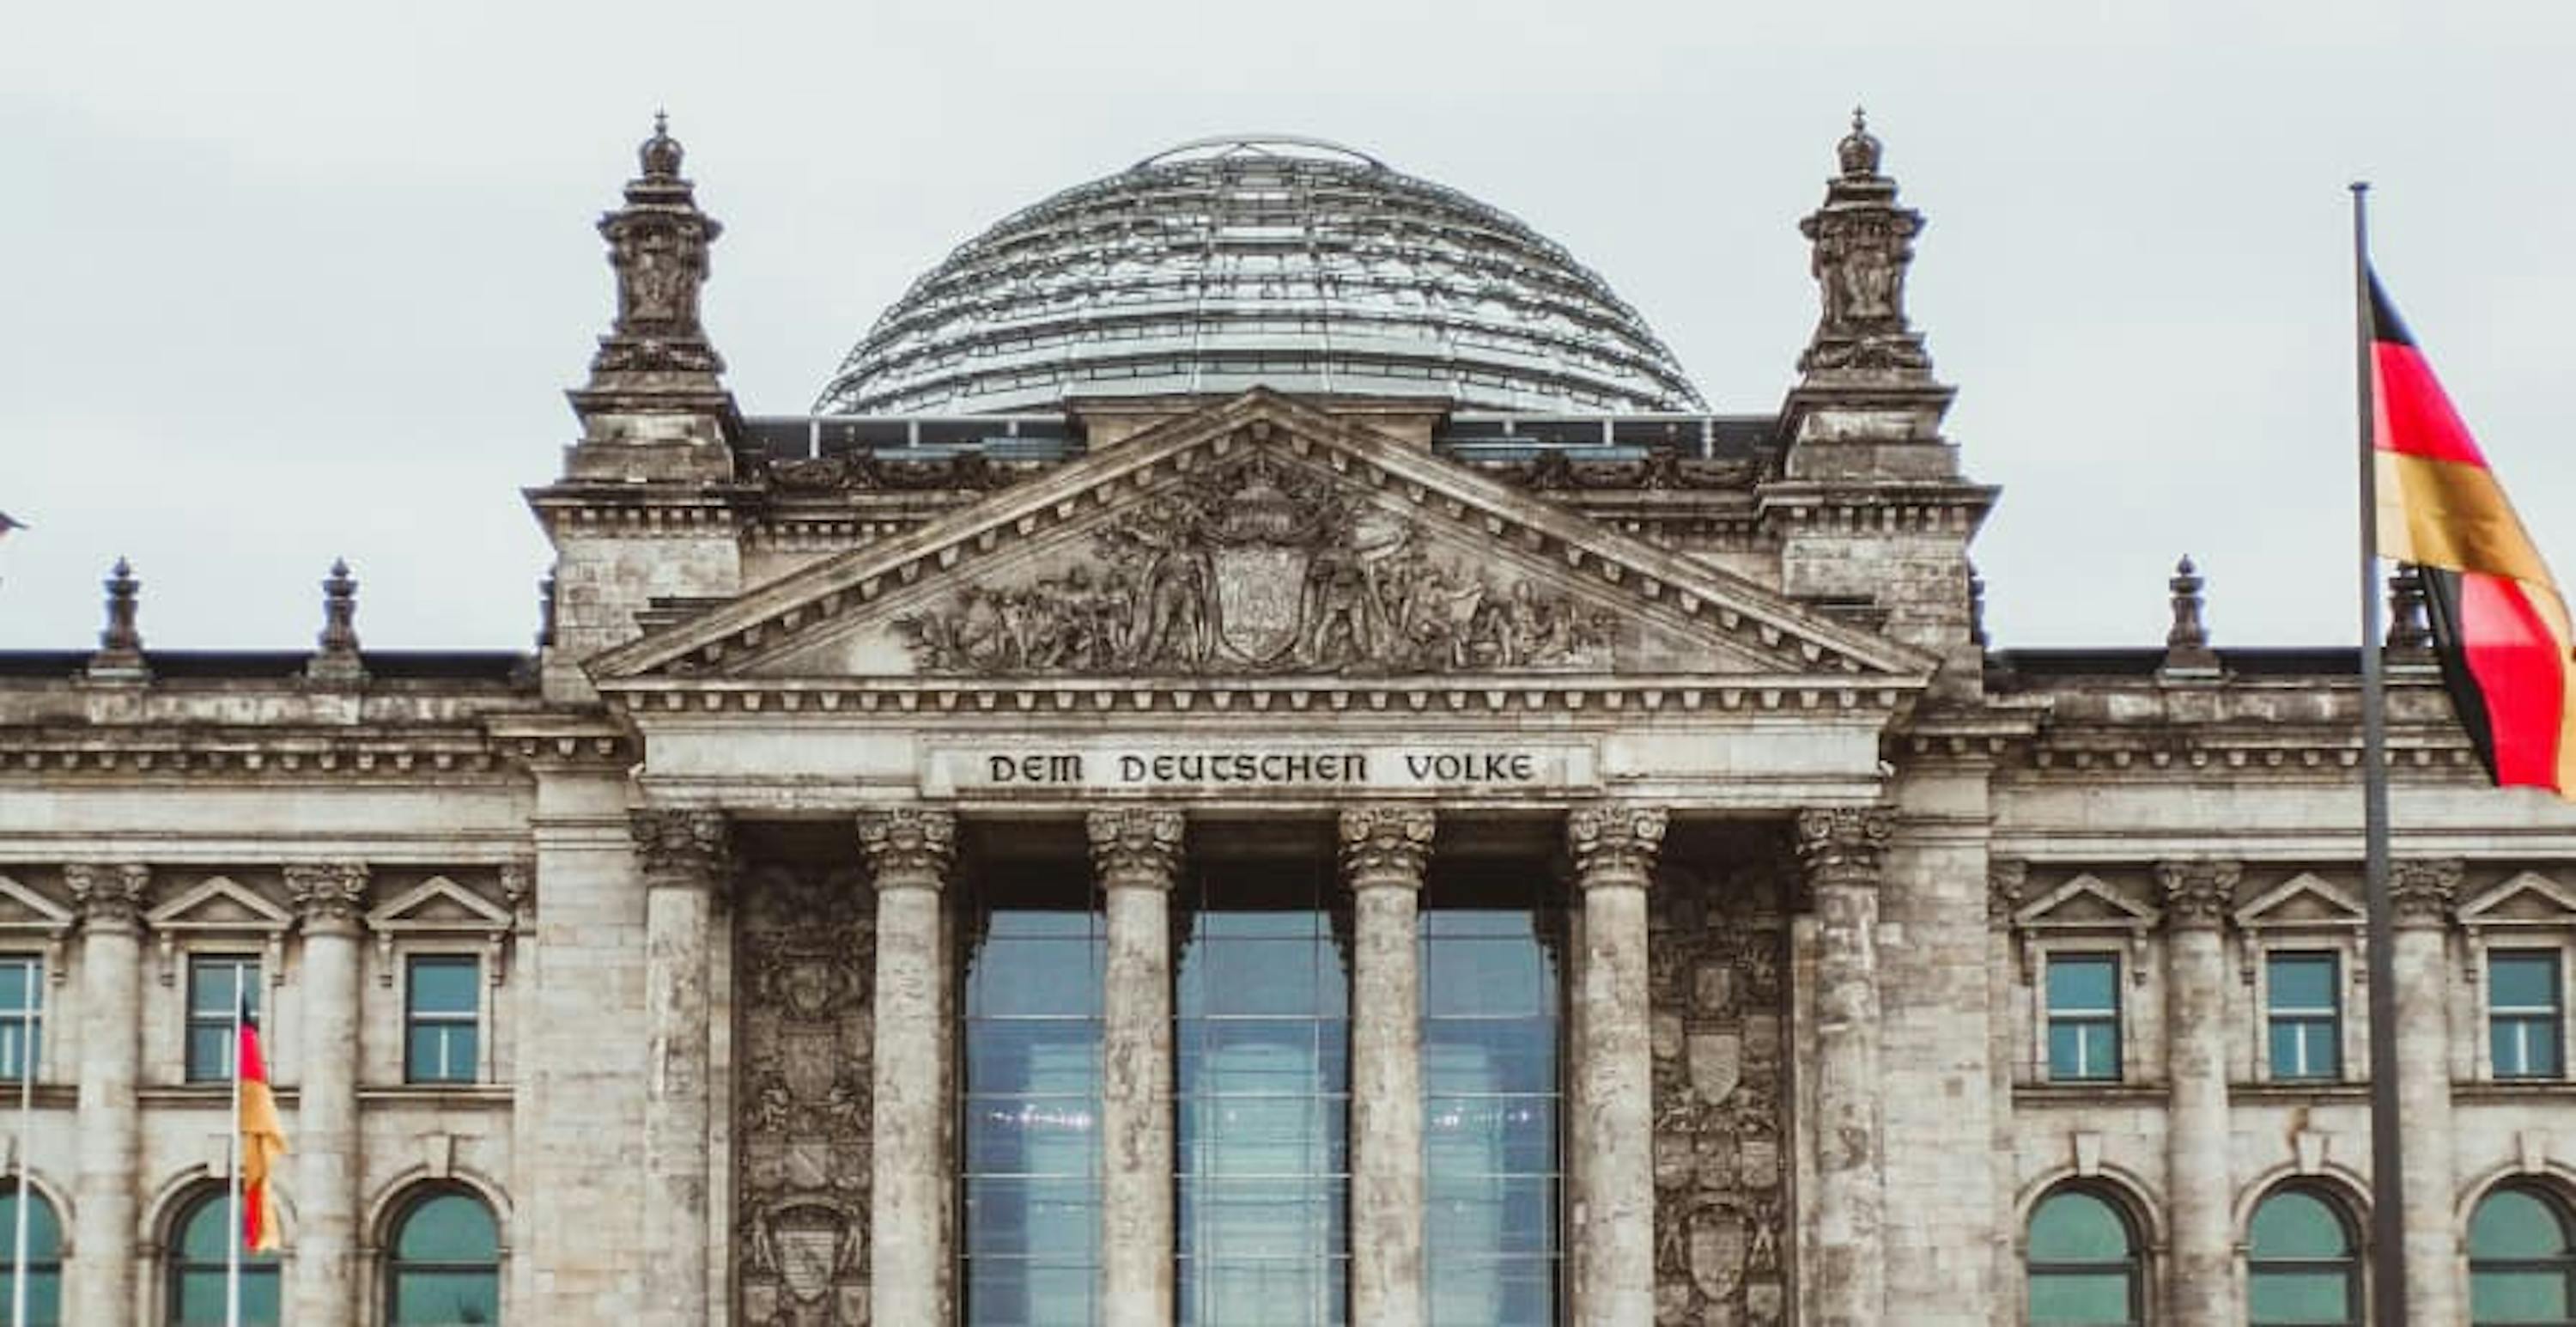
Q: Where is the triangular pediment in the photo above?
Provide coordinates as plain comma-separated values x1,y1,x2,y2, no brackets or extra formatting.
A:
366,877,514,933
146,876,292,932
2014,874,2160,931
590,391,1937,691
2236,873,2366,929
0,877,71,934
2462,871,2576,924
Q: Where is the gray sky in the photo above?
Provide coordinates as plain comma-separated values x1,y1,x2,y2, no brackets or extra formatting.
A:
4,0,2569,653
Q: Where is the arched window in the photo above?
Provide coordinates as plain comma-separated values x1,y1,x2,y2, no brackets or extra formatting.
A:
386,1189,501,1325
168,1187,281,1325
2026,1185,2142,1326
2247,1185,2361,1324
0,1181,64,1325
2470,1183,2576,1326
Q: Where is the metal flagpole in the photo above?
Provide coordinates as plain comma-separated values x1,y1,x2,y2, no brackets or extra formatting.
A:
2353,181,2409,1326
226,962,244,1327
10,963,33,1327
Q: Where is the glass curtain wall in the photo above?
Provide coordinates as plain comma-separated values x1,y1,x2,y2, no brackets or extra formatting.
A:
1420,870,1562,1326
962,870,1106,1326
1176,863,1351,1326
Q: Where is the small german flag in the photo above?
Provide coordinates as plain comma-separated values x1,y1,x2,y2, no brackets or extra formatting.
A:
2371,271,2576,797
237,995,288,1252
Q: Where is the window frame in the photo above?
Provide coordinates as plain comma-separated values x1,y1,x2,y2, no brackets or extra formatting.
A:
0,954,43,1086
2040,951,2125,1084
0,1179,64,1326
380,1184,504,1327
182,954,262,1086
2243,1182,2364,1327
2024,1182,2148,1326
2263,950,2345,1084
2486,947,2567,1082
402,953,483,1087
2468,1180,2576,1327
165,1184,283,1325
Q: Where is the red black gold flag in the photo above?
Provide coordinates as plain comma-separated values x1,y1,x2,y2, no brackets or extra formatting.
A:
2370,272,2576,797
237,1000,288,1252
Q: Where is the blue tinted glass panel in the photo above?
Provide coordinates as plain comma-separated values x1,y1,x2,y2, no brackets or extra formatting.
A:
2029,1192,2132,1261
963,901,1103,1327
2027,1271,2135,1324
393,1195,498,1261
2269,954,2337,1010
2471,1269,2570,1323
2046,956,2117,1012
2493,954,2562,1010
2472,1190,2571,1260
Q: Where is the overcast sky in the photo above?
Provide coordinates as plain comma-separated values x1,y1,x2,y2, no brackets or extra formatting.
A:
3,0,2567,653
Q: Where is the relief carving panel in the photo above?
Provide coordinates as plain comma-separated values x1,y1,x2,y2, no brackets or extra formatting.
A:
1650,863,1790,1326
735,865,876,1325
896,451,1613,675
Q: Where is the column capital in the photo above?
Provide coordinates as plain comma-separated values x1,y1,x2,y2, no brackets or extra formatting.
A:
2154,859,2241,931
285,861,370,934
1339,806,1434,893
1087,807,1184,893
1793,806,1892,891
858,807,958,893
1567,802,1668,892
632,808,732,892
2391,858,2464,929
66,863,149,931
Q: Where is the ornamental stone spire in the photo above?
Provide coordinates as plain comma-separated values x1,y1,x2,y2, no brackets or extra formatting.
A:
564,113,738,476
87,557,147,680
1784,109,1955,464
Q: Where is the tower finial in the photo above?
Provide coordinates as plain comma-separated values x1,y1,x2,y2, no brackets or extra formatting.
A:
1837,106,1884,179
2163,556,2219,672
87,556,148,680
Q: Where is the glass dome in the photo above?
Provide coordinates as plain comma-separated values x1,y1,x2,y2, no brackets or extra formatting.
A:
817,137,1704,416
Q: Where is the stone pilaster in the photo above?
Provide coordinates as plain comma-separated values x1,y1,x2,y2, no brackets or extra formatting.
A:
1566,802,1665,1327
631,809,729,1327
1341,807,1434,1327
2392,859,2463,1325
1795,807,1893,1327
860,808,959,1327
287,861,369,1325
67,863,147,1325
2156,860,2239,1327
1088,807,1185,1327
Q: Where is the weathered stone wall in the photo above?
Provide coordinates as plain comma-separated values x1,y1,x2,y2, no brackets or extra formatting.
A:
1649,859,1790,1324
732,862,875,1324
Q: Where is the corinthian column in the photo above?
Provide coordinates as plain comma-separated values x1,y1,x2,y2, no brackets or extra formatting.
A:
1796,807,1893,1327
1342,807,1434,1327
67,864,147,1325
1088,807,1185,1327
287,861,369,1325
631,809,728,1327
2392,860,2462,1325
1566,802,1664,1327
861,808,959,1326
2157,860,2239,1327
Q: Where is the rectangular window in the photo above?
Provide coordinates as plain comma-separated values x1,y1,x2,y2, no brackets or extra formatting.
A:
2490,950,2565,1080
961,873,1104,1327
185,957,259,1083
404,955,481,1085
2265,951,2342,1080
2044,953,2123,1082
0,957,39,1083
1421,871,1562,1327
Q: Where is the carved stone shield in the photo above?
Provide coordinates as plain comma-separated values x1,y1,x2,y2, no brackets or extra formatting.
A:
1687,1032,1741,1105
1211,544,1309,664
1690,1208,1747,1304
773,1207,847,1304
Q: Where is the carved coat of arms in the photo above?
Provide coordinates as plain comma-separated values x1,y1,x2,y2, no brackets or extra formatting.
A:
898,452,1613,676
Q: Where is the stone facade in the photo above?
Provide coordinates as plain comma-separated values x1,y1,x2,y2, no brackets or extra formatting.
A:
2,118,2573,1327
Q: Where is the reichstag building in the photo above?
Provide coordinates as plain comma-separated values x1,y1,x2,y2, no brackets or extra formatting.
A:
2,115,2573,1326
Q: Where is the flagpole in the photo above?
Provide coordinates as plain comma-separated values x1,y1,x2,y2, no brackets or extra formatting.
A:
9,967,33,1327
2353,181,2409,1325
226,963,244,1327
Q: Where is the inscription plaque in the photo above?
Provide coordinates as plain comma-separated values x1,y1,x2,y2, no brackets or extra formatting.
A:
927,740,1599,796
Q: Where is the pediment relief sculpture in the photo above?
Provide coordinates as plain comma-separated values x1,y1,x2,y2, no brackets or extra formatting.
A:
894,452,1613,677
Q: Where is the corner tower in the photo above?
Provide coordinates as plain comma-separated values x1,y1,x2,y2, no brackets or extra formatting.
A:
529,115,745,699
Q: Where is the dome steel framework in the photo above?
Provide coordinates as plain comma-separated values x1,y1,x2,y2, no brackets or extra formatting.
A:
816,137,1705,417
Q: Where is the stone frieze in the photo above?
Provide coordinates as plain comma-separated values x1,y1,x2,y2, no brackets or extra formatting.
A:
895,453,1613,676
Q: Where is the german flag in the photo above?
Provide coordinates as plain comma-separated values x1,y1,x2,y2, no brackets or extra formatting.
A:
2371,271,2576,797
237,995,288,1252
